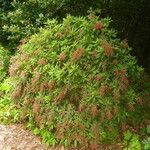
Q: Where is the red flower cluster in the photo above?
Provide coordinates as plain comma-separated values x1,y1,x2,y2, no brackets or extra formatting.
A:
57,86,69,101
58,51,66,61
121,122,128,132
32,101,40,114
78,104,85,112
114,69,126,76
72,48,85,60
94,22,103,30
40,81,48,92
9,62,20,76
38,58,46,66
91,105,99,117
95,74,102,81
47,81,56,91
31,73,41,88
119,76,129,92
89,141,98,150
113,89,120,100
91,124,99,141
12,86,23,99
136,97,143,105
99,86,106,97
99,85,110,97
21,54,29,61
114,69,129,92
127,103,135,112
113,107,119,116
78,124,85,131
105,107,113,120
102,41,113,57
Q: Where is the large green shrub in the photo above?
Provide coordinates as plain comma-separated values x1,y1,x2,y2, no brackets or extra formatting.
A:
9,15,144,148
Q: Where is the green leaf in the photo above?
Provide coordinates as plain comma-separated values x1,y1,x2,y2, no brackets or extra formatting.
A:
33,128,40,135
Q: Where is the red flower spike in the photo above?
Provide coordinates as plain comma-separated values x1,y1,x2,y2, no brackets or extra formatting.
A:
119,76,129,92
99,86,107,97
95,74,102,81
127,103,135,112
31,73,41,87
57,86,69,101
136,97,143,105
94,22,103,30
102,41,113,57
48,81,55,91
38,58,46,66
78,104,85,112
72,48,85,60
32,101,40,115
91,105,99,117
105,107,113,120
58,52,66,61
113,107,119,115
113,90,120,100
89,141,98,150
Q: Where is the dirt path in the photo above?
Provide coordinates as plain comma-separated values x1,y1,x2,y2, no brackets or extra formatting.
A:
0,124,58,150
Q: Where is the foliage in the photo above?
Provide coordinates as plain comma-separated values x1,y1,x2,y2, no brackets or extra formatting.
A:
123,126,150,150
0,78,20,124
8,14,145,148
1,0,102,50
143,137,150,150
0,0,13,47
0,45,10,82
2,0,66,49
123,130,141,150
142,125,150,150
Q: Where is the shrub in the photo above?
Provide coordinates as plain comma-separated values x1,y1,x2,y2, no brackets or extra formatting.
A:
0,78,20,124
0,45,18,124
0,45,9,82
9,14,144,148
123,130,141,150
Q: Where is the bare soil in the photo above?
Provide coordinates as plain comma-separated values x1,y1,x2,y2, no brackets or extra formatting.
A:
0,124,64,150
